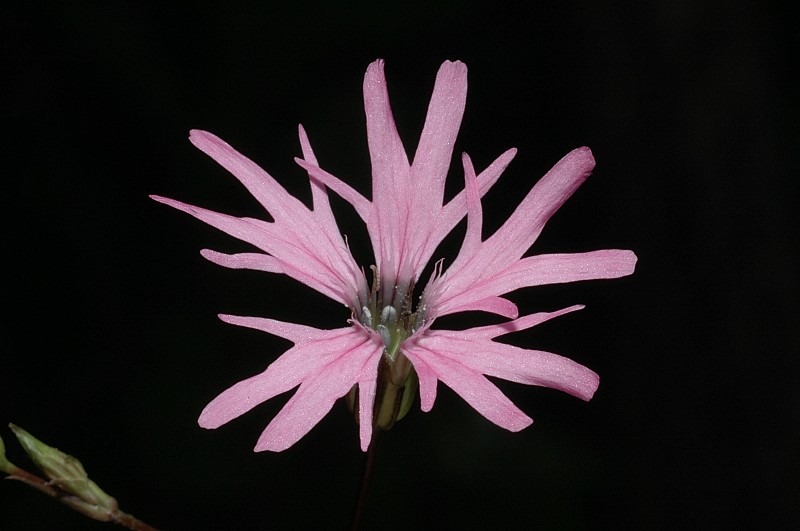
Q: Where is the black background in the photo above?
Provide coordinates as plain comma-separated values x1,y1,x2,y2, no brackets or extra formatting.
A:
3,2,797,529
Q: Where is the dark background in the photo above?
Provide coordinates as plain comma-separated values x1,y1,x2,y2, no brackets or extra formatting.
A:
3,1,797,529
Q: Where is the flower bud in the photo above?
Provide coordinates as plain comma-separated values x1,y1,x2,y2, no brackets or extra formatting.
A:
9,424,118,513
0,432,17,474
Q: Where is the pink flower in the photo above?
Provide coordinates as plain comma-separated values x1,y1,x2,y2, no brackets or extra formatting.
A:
152,60,637,452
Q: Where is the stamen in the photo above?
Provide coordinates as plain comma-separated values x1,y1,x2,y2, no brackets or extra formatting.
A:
360,306,373,327
376,325,392,349
380,305,398,327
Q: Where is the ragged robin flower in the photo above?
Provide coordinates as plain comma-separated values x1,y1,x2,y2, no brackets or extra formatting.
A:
152,59,637,452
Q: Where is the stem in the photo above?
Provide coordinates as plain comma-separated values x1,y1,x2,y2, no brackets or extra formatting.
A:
4,465,158,531
351,433,378,531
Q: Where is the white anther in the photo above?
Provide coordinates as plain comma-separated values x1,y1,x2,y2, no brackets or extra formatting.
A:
380,305,398,327
376,324,391,348
360,306,372,327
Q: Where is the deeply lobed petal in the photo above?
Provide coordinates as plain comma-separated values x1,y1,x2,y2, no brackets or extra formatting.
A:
151,195,361,306
254,336,383,452
420,148,517,269
404,344,533,431
411,60,468,212
417,334,599,402
152,129,369,309
403,305,598,433
200,249,284,274
424,147,632,319
199,318,383,451
434,250,637,318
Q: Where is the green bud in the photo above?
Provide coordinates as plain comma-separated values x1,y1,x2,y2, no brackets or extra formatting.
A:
8,424,118,513
0,432,17,474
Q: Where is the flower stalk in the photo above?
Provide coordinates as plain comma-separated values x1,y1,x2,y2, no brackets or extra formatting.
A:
2,424,158,531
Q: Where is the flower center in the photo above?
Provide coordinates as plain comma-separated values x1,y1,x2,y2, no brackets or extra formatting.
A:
358,265,427,361
349,266,425,431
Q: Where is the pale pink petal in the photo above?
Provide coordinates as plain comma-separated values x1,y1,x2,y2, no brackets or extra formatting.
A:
294,127,370,306
401,349,437,412
150,195,362,306
254,338,384,451
151,195,271,249
297,125,334,222
474,146,595,270
198,325,379,429
445,305,585,341
200,249,284,274
217,314,340,343
503,249,637,288
418,333,599,401
411,60,468,211
426,148,601,314
418,148,517,273
356,353,382,451
435,250,637,318
453,153,483,262
484,147,597,266
408,344,532,431
440,296,519,319
363,59,411,205
189,130,303,222
362,60,416,297
294,158,371,221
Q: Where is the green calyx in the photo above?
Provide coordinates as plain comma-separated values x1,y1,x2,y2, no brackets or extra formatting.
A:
9,424,119,513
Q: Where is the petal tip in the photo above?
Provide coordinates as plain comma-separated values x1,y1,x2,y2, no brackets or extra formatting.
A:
440,59,467,74
366,59,386,77
565,146,596,172
197,410,220,429
253,441,276,453
188,129,212,142
626,251,639,270
254,433,290,453
579,371,601,402
511,416,534,432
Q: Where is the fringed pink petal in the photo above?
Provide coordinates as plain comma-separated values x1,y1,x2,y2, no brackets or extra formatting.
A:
477,250,638,296
413,345,533,431
454,153,483,262
356,352,382,451
443,305,584,341
297,125,337,228
189,130,302,222
253,337,384,452
198,326,372,429
419,331,599,402
362,60,415,296
252,373,342,452
418,148,517,274
411,60,467,212
433,250,637,318
424,148,608,314
151,195,270,248
440,296,519,319
402,348,438,412
217,314,341,343
200,249,284,274
478,147,596,269
150,195,363,307
294,158,371,221
363,59,411,203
